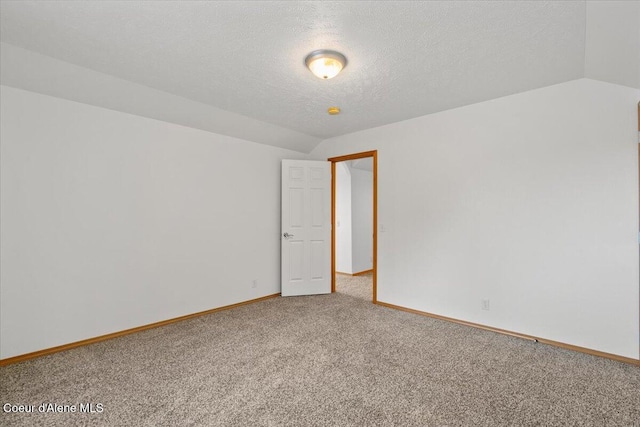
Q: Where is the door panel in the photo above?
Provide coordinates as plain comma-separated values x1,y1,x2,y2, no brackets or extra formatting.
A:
281,160,331,296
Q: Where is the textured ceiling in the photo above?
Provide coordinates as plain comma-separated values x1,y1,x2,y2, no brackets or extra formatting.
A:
0,1,637,152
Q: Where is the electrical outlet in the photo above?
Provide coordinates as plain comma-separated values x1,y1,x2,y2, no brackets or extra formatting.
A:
252,280,258,289
481,299,490,311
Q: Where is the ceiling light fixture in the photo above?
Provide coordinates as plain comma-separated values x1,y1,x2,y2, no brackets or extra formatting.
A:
305,50,347,80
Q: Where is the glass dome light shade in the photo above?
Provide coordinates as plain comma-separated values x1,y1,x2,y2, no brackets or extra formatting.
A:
305,50,347,80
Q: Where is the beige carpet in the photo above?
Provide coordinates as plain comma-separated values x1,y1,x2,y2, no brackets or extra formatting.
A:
335,272,373,301
1,274,639,426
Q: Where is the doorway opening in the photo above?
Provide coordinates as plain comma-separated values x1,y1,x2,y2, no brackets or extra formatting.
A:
329,151,378,303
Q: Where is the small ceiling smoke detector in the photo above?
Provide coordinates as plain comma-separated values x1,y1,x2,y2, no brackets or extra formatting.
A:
305,50,347,79
328,106,341,115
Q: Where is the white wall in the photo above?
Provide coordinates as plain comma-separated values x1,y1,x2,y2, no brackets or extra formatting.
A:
584,1,640,90
336,162,373,274
310,79,640,359
351,166,373,273
3,78,638,362
0,85,305,359
335,163,352,273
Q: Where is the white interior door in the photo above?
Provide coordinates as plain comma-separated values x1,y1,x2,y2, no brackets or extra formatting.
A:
281,160,331,296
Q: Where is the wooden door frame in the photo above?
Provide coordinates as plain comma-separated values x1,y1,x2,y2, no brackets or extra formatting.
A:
328,150,378,303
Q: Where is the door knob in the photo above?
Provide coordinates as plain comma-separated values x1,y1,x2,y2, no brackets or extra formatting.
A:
283,232,294,238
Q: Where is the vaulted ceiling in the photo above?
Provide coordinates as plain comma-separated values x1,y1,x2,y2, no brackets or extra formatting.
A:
1,1,638,153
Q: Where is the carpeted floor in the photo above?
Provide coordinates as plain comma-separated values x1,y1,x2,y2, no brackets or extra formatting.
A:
335,272,373,301
1,274,639,426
